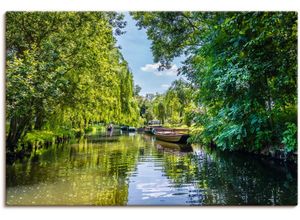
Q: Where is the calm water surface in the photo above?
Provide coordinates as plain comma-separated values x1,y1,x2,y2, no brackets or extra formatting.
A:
6,132,297,205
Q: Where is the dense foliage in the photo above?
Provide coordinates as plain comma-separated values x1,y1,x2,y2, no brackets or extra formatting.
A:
137,78,197,127
132,12,297,153
6,12,140,153
6,12,297,157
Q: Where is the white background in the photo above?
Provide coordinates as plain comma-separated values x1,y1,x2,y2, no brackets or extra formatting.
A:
0,1,299,220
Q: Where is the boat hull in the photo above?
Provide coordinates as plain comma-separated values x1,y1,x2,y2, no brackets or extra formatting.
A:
155,133,190,144
120,126,136,132
144,126,169,135
128,127,136,132
144,130,155,135
155,140,193,152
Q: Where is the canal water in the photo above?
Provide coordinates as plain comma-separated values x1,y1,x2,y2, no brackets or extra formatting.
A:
6,131,297,206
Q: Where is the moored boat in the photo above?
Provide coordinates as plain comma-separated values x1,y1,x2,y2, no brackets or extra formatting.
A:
120,125,136,132
155,132,190,144
144,125,163,135
144,127,155,135
128,127,136,132
120,125,128,131
155,140,193,152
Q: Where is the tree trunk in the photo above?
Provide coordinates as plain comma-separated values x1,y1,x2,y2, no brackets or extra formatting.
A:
34,101,45,130
6,116,18,152
6,114,32,153
34,110,44,130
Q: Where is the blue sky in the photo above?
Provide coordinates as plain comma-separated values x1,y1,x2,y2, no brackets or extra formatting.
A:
116,13,183,96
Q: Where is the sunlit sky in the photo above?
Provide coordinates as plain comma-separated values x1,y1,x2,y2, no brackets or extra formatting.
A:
116,13,183,96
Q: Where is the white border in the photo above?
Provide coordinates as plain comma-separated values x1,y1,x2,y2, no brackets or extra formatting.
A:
0,0,300,11
0,1,299,220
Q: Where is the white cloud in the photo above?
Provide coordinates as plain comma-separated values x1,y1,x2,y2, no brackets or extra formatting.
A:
141,63,160,72
140,62,178,77
161,84,170,88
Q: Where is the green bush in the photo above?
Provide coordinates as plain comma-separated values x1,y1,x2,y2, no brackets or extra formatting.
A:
282,122,297,153
24,130,56,145
55,128,76,139
24,128,76,146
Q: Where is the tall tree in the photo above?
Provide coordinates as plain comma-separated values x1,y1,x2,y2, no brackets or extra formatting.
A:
6,12,139,152
132,12,297,152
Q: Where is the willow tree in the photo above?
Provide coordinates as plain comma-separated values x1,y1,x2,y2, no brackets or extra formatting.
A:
6,12,139,152
147,78,195,126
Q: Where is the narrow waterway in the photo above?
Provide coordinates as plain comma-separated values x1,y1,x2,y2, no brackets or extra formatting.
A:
6,131,297,205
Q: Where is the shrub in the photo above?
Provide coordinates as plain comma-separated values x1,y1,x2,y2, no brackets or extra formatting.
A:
282,122,297,153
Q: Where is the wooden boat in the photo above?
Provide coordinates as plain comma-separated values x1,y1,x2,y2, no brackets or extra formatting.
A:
172,128,189,134
120,125,128,131
137,127,145,132
120,125,136,132
144,127,155,135
144,126,162,135
155,132,190,144
128,127,136,132
155,140,193,152
145,126,190,136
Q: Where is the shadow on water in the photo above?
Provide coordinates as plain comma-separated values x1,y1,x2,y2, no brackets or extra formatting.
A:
189,146,297,205
6,133,297,206
155,140,193,153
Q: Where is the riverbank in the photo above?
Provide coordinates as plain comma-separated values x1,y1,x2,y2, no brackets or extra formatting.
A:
6,124,106,163
194,139,297,164
153,124,298,163
6,123,297,165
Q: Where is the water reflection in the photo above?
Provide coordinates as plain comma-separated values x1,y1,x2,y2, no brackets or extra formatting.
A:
6,133,297,205
155,140,193,153
190,147,297,205
7,135,141,205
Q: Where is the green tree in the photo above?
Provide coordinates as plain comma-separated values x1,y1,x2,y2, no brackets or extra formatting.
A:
132,12,297,153
134,84,142,96
6,12,140,153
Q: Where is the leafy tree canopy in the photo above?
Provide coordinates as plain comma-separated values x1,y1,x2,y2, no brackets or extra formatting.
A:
132,12,297,153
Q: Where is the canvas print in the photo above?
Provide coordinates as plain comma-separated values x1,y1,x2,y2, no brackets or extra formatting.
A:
5,11,297,206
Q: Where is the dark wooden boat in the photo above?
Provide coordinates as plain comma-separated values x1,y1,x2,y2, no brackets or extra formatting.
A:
155,132,190,144
120,125,128,131
120,126,136,132
128,127,136,132
137,127,145,132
